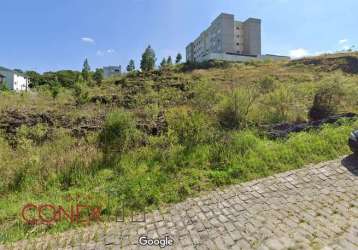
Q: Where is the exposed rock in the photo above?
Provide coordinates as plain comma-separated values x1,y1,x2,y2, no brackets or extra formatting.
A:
89,95,110,104
0,107,169,144
0,109,104,141
89,95,122,105
136,111,167,136
265,113,357,139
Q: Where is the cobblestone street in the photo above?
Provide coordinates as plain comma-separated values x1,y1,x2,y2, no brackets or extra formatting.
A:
2,155,358,250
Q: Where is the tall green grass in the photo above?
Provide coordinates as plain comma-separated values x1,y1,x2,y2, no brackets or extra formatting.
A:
1,116,356,244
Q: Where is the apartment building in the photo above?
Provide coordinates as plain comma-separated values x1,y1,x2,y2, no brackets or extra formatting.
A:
186,13,262,62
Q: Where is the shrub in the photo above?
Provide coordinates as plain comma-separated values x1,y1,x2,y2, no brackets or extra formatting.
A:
98,110,143,162
309,84,344,120
217,87,259,129
166,107,215,147
50,84,61,99
263,85,294,123
17,124,50,146
258,76,275,94
0,82,10,92
73,82,89,105
190,81,221,111
180,60,232,72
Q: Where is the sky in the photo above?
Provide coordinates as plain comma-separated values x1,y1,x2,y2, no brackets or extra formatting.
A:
1,0,357,73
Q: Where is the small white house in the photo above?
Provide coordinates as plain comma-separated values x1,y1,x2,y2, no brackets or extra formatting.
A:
0,66,29,91
103,66,121,79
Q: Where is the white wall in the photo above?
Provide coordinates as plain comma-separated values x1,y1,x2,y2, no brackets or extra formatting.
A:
13,74,29,91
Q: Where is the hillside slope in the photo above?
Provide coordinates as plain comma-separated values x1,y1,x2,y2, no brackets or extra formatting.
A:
0,52,357,243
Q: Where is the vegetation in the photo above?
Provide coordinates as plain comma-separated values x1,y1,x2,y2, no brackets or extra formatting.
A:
160,58,167,69
167,56,173,66
82,58,91,81
140,45,156,71
309,83,345,120
176,53,182,64
0,52,357,244
93,68,104,85
0,81,10,92
126,59,136,72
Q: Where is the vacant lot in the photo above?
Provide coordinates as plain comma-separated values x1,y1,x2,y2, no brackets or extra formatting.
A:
0,53,357,243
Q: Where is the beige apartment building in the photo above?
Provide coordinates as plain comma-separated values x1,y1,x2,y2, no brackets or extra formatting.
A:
186,13,288,63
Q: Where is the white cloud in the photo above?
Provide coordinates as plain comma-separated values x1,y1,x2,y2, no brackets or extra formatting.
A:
289,48,309,59
81,37,95,43
339,39,348,45
97,49,116,56
96,50,105,56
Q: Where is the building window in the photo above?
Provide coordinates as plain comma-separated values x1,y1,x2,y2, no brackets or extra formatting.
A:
236,43,240,46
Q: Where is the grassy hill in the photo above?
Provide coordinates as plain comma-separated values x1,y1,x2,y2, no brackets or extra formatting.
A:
0,53,357,243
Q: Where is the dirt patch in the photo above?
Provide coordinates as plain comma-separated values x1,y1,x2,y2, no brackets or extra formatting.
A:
0,109,104,140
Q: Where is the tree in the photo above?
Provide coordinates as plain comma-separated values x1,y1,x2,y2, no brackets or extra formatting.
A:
175,53,182,64
160,58,167,69
93,68,104,84
25,71,42,87
140,46,156,71
167,56,173,66
82,58,91,81
126,59,135,72
55,70,80,87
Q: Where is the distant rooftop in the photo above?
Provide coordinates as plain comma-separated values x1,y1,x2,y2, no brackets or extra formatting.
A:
0,66,27,77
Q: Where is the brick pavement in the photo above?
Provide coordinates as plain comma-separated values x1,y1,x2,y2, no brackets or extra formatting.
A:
2,155,358,250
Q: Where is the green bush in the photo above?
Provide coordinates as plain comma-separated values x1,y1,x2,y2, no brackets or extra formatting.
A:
17,124,50,146
0,82,10,92
50,84,61,99
73,82,89,105
309,84,344,120
217,87,259,129
166,107,215,147
263,85,295,123
99,110,143,162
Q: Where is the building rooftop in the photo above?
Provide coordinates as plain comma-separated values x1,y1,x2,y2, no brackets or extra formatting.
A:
0,66,12,72
0,66,27,77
